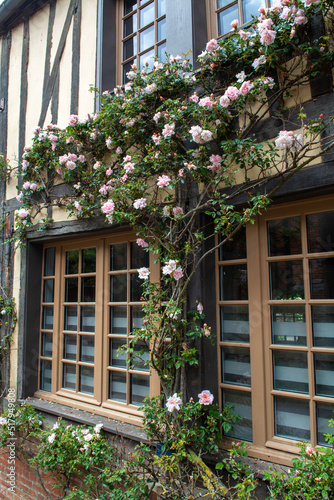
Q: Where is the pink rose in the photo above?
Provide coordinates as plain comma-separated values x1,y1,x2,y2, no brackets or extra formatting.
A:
68,114,79,126
198,390,214,405
206,39,218,52
66,161,76,170
189,93,199,103
162,123,175,138
230,19,238,29
173,267,183,280
101,200,115,215
157,175,171,188
225,86,239,101
239,80,253,96
136,238,149,248
199,97,213,109
260,28,276,46
18,208,30,219
220,95,231,108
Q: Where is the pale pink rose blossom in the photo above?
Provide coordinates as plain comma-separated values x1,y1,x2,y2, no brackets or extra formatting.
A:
101,200,115,215
66,137,73,144
162,260,177,275
230,19,238,29
136,238,149,248
173,267,183,280
153,112,161,123
68,114,79,126
302,0,319,5
197,302,204,314
252,55,267,69
258,18,274,31
16,192,23,202
260,28,276,46
220,95,231,108
68,153,77,162
23,181,31,190
138,267,150,279
206,38,218,52
239,80,254,95
99,185,108,195
56,166,62,175
106,137,112,149
239,30,251,40
145,83,157,93
275,130,294,149
236,71,246,83
166,393,182,412
18,208,30,219
295,9,308,24
198,390,214,405
78,155,86,163
178,169,184,178
157,175,171,188
59,155,68,165
133,198,147,209
30,183,38,191
66,161,76,170
163,206,170,216
116,147,123,154
49,134,58,142
106,168,112,176
172,206,183,217
200,130,213,143
48,433,56,444
199,97,213,109
152,133,161,145
121,174,128,182
162,123,175,138
126,70,136,80
74,201,82,212
306,446,315,455
225,86,239,101
189,93,199,103
189,125,202,143
22,160,29,169
124,162,135,173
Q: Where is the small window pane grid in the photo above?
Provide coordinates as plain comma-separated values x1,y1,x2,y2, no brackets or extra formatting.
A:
218,227,253,441
107,241,150,407
38,237,153,414
211,0,271,38
121,0,167,83
267,210,334,447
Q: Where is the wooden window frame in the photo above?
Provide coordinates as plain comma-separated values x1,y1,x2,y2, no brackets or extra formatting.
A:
206,0,271,39
116,0,167,85
35,232,160,425
217,195,334,465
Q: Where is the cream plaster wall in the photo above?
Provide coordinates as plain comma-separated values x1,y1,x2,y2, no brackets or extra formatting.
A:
6,23,23,200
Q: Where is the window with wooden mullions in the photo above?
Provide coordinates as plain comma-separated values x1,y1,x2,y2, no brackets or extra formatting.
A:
120,0,167,84
37,235,160,420
217,196,334,462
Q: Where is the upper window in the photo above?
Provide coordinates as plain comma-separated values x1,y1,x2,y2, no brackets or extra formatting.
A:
206,0,271,38
120,0,167,83
217,197,334,461
38,233,159,421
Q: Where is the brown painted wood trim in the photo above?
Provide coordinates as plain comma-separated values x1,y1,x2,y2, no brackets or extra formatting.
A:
18,19,29,189
38,0,79,127
41,1,56,125
0,32,11,159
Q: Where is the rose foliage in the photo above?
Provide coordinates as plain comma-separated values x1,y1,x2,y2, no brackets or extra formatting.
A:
11,0,334,398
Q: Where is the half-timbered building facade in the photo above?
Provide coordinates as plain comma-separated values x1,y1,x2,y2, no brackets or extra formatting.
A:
0,2,334,493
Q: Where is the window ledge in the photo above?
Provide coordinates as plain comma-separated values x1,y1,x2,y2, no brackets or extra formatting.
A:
23,397,149,444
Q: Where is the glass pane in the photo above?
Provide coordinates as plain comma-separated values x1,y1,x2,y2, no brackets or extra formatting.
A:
40,360,52,392
158,0,166,17
66,250,79,275
157,18,166,41
309,258,334,299
268,217,301,257
109,338,127,368
64,306,77,331
307,211,334,253
219,227,246,261
82,248,96,273
131,241,149,269
317,402,334,446
43,279,54,303
131,273,144,302
110,243,127,271
44,247,55,276
157,42,166,62
81,277,96,302
140,2,154,27
80,306,95,333
269,261,304,300
273,351,308,393
63,334,77,360
140,25,154,52
65,278,78,302
271,305,306,346
41,332,53,357
314,353,334,397
312,305,334,347
124,13,137,37
220,305,249,342
275,396,310,441
63,363,76,390
131,305,144,331
218,4,239,36
131,341,150,371
80,336,94,363
42,306,53,330
130,373,150,405
243,0,262,23
124,0,137,15
110,275,127,302
140,48,154,70
223,389,252,441
217,0,234,7
110,306,127,335
220,265,248,300
123,35,137,61
109,371,127,402
222,347,251,387
79,366,94,394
